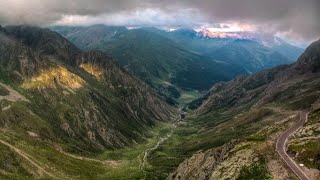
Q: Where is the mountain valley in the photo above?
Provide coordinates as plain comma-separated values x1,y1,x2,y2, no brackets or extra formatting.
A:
0,25,179,179
0,25,318,180
150,38,320,179
52,25,303,106
1,0,319,179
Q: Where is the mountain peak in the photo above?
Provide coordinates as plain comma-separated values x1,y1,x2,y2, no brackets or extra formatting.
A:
294,39,320,73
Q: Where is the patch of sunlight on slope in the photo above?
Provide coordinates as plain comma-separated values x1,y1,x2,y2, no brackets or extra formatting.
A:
22,66,85,90
80,63,104,79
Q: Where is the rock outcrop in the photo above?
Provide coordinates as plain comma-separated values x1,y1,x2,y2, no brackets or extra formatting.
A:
168,140,242,180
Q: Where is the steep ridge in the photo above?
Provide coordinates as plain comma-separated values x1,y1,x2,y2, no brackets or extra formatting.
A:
166,39,320,179
192,39,320,114
0,25,177,152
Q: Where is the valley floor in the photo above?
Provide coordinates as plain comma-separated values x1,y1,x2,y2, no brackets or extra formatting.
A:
0,121,176,179
1,105,320,179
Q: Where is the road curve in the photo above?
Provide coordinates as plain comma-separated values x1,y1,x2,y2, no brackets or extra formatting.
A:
276,111,310,180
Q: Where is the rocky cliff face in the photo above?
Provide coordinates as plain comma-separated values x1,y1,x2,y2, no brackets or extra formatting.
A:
293,39,320,73
0,25,177,151
168,140,242,180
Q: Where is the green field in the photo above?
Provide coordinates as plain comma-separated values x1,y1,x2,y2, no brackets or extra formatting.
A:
0,120,174,179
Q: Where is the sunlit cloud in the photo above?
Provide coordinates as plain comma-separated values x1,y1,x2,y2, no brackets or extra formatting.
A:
195,22,257,33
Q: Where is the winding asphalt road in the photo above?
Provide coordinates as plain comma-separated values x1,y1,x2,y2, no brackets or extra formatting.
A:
276,111,310,180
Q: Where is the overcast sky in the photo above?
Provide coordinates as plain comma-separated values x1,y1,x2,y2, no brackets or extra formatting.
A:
1,0,319,43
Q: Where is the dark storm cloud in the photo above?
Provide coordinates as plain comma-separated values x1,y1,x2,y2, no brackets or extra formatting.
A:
0,0,147,25
0,0,319,41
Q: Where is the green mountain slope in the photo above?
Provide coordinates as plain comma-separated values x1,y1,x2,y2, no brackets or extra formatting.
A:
52,26,304,106
142,39,320,179
0,25,177,150
52,25,247,105
207,39,293,73
51,25,128,50
0,25,181,179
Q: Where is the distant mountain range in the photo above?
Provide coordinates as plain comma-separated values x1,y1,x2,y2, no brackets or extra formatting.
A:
52,25,247,105
198,29,291,47
167,28,304,71
52,25,304,105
